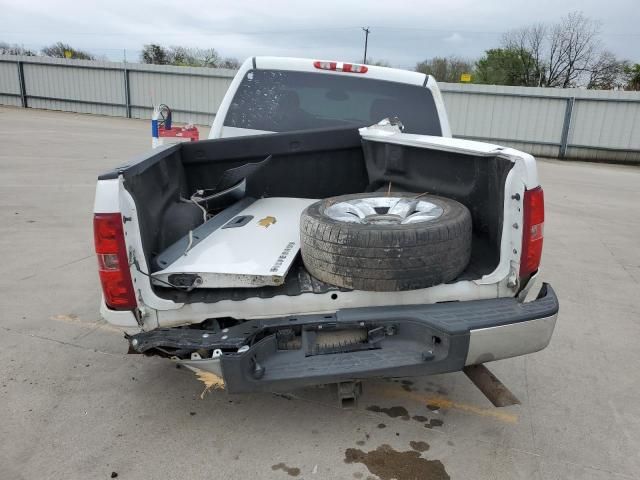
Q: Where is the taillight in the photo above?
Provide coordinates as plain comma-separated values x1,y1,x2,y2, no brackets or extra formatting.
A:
313,60,368,73
519,186,544,278
93,213,137,310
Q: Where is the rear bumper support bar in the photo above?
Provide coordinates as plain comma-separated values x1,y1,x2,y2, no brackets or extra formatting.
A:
128,283,558,393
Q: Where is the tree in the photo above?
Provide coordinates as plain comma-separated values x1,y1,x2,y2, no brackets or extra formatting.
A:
624,64,640,91
586,51,627,89
191,48,220,68
502,24,547,86
548,11,600,87
166,47,218,67
368,59,391,67
415,56,473,83
500,11,613,88
41,42,94,60
475,48,537,86
0,42,36,56
141,44,239,69
166,45,197,66
218,57,240,69
141,44,169,65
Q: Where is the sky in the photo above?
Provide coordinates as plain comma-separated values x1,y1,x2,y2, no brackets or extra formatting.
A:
1,0,639,67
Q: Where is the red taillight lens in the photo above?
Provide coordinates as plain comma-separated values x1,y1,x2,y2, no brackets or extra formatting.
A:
313,60,368,73
93,213,137,310
313,60,337,70
342,63,368,73
519,186,545,278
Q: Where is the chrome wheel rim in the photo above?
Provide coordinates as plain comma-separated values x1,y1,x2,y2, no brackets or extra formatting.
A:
324,196,444,225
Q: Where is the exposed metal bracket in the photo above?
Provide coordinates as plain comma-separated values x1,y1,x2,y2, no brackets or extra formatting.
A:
463,364,520,407
337,381,362,409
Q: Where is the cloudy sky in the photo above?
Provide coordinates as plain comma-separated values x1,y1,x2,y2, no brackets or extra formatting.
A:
1,0,638,66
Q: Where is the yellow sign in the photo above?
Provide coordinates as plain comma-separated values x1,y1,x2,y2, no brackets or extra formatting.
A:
257,216,277,228
460,73,472,83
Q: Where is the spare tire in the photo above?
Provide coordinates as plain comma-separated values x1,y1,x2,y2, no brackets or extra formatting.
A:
300,192,472,291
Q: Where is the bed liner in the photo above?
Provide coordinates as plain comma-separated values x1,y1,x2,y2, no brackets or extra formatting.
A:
153,233,497,304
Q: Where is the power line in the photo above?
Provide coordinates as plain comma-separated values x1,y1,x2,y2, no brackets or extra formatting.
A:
2,26,638,38
371,25,640,38
362,27,370,64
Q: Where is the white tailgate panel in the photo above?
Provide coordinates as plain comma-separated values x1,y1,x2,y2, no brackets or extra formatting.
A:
152,198,316,288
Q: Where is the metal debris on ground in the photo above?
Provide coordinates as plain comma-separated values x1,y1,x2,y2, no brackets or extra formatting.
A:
463,364,520,407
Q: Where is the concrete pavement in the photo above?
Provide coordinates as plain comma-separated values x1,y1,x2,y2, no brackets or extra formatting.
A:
1,106,639,480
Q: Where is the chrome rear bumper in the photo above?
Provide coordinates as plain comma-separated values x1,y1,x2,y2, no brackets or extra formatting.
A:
466,313,557,365
128,283,558,393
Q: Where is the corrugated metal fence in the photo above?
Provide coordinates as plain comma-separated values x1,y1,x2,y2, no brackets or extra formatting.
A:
440,82,640,163
0,55,235,126
1,55,639,163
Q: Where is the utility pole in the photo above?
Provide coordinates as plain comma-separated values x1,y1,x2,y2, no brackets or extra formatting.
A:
362,27,370,64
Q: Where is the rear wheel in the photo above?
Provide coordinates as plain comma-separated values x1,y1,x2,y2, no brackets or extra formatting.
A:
300,192,472,291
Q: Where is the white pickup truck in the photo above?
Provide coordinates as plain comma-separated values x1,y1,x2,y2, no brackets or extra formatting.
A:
93,57,558,394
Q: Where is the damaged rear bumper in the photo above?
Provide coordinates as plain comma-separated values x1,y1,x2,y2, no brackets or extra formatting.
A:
127,283,558,393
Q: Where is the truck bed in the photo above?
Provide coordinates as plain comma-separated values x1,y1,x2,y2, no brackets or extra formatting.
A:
110,126,512,306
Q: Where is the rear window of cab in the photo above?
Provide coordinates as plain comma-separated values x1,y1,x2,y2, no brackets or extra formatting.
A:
224,69,442,135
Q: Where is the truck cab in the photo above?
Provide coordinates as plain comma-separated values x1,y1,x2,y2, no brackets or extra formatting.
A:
209,57,451,139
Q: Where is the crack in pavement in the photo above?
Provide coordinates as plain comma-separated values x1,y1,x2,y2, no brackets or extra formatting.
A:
1,326,120,357
19,254,94,281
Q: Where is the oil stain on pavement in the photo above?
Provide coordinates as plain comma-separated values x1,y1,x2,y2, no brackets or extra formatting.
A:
367,405,444,429
424,418,444,429
400,380,414,392
366,405,410,420
414,414,444,428
271,463,301,477
345,444,449,480
409,440,430,452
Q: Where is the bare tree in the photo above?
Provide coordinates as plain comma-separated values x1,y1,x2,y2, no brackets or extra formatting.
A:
218,57,240,69
168,47,219,67
545,21,565,87
0,42,37,56
167,46,197,66
527,24,547,86
587,51,627,89
502,12,609,88
368,59,391,67
502,24,546,86
553,12,601,87
197,48,221,67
